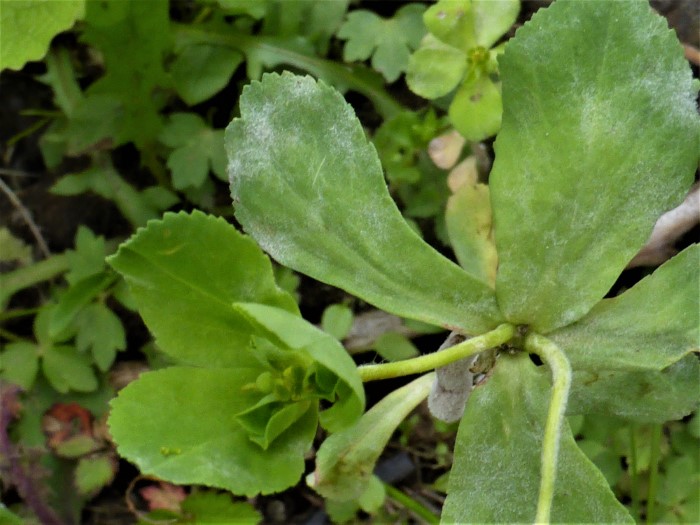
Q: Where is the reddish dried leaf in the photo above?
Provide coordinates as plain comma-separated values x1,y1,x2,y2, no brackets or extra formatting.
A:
140,482,187,512
42,402,94,451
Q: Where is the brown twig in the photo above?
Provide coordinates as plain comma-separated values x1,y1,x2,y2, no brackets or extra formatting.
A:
627,183,700,268
683,44,700,66
0,176,51,259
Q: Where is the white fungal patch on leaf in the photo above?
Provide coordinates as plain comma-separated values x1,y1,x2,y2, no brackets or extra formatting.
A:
226,72,503,334
490,0,699,333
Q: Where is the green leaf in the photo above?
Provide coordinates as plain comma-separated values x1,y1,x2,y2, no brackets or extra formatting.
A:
233,303,364,432
227,72,502,335
445,182,497,286
35,304,73,345
471,0,520,48
55,435,100,458
423,0,477,51
81,0,170,147
442,352,633,523
52,166,178,228
490,0,699,332
42,345,98,394
0,227,32,264
74,303,126,371
0,504,24,525
159,113,227,189
261,0,348,49
65,226,107,284
215,0,266,19
406,35,466,99
308,373,433,500
63,93,121,154
109,367,317,496
107,211,297,368
237,399,312,450
449,69,502,141
567,354,700,423
171,45,244,105
373,332,419,362
181,491,261,524
550,245,699,372
321,304,354,340
576,440,623,487
658,455,698,507
0,342,39,389
689,413,700,440
0,0,85,71
75,455,116,496
337,4,426,82
358,475,386,513
50,272,115,338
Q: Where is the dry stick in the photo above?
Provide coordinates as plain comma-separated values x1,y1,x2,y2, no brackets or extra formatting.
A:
684,44,700,66
0,176,51,259
627,183,700,268
0,168,41,178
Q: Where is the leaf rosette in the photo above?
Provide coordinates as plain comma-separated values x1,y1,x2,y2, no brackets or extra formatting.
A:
107,211,364,496
226,0,698,519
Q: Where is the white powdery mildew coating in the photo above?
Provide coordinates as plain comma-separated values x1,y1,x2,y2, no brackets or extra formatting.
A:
226,73,504,333
491,0,698,331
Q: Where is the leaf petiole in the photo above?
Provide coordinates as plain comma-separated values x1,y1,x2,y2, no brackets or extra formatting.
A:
524,333,572,524
358,323,515,382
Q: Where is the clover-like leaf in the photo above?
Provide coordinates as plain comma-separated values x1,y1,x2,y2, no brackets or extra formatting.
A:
109,367,317,496
422,0,475,51
407,1,518,141
227,72,502,335
337,4,426,82
490,0,699,332
107,211,298,367
406,35,466,99
448,66,502,141
442,352,633,523
550,245,699,372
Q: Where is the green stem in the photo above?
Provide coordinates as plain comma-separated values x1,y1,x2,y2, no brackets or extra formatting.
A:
629,424,640,520
384,483,440,524
0,254,70,307
524,333,572,525
646,424,662,524
172,24,403,119
358,324,515,382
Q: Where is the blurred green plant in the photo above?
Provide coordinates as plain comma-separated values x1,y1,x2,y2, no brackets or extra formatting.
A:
336,4,426,83
407,0,520,141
